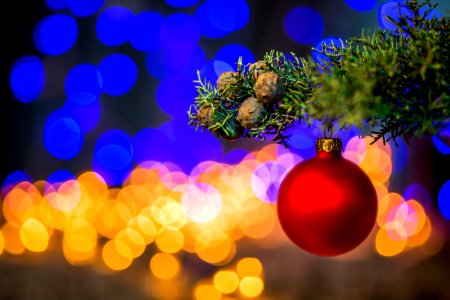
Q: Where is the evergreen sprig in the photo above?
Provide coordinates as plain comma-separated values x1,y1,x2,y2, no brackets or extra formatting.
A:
188,0,449,146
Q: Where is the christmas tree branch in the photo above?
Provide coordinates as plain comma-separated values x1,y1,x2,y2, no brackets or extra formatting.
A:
188,0,449,146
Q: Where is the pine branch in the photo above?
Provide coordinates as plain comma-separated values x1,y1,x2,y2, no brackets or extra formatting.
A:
188,0,449,146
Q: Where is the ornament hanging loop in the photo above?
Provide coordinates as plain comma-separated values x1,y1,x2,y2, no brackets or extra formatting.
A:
323,125,334,138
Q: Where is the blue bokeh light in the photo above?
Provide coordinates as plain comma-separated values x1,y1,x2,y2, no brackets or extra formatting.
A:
46,0,67,9
432,135,450,154
438,180,450,220
159,120,222,172
93,130,134,186
65,64,103,105
130,11,164,52
344,0,377,12
389,138,409,173
284,124,316,159
378,1,413,31
98,54,137,96
63,98,101,132
67,0,104,17
1,171,32,197
44,111,83,159
160,13,200,51
156,76,198,118
403,182,432,209
10,56,45,104
165,0,199,8
34,14,78,56
214,44,254,67
284,6,324,45
133,128,173,164
96,6,134,46
312,37,344,66
195,0,250,38
200,60,234,84
46,170,76,190
145,45,207,80
221,148,249,164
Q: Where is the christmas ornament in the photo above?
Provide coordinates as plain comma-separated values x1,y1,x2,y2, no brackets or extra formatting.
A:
254,71,284,104
277,137,378,256
237,97,266,129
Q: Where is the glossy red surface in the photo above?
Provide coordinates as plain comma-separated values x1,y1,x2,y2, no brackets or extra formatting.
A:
277,151,378,256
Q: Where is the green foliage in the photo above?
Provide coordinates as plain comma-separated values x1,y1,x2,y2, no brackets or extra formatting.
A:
189,0,449,146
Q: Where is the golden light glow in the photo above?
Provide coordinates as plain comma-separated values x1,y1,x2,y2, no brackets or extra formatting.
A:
20,218,49,252
102,240,133,271
239,276,264,298
150,253,180,280
236,257,263,278
193,283,222,300
213,270,240,294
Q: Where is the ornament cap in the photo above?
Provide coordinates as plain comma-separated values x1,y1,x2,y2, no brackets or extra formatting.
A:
315,138,343,153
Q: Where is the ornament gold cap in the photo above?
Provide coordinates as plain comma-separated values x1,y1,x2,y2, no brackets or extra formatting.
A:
315,138,343,153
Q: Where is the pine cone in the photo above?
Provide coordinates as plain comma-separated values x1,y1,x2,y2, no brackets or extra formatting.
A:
237,97,266,129
249,61,267,81
197,105,214,127
219,119,244,141
216,71,239,98
254,71,285,105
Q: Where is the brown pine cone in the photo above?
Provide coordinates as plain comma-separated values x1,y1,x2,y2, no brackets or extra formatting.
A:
219,119,244,141
197,105,214,127
254,71,285,105
216,71,239,98
237,97,266,129
249,61,267,81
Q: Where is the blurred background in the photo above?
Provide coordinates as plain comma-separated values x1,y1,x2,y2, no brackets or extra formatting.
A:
1,0,450,299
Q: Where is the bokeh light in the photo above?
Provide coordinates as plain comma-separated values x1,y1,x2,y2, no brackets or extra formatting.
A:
214,44,255,67
65,64,103,105
98,54,137,96
438,180,450,220
44,111,83,159
156,76,198,118
150,252,181,280
195,0,250,38
432,135,450,154
20,218,49,252
182,183,222,223
213,270,240,294
344,0,377,12
96,6,134,46
284,6,324,45
239,276,264,298
133,128,172,164
129,12,164,52
67,0,104,17
93,130,134,186
312,37,344,66
46,0,67,10
165,0,199,8
10,56,45,103
160,13,200,51
63,98,102,132
34,14,78,55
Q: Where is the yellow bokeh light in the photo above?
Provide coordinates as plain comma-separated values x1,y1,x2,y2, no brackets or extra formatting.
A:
193,283,222,300
359,148,392,184
150,253,180,280
95,193,133,239
102,240,133,271
20,218,49,252
3,186,38,227
236,257,263,278
195,232,235,265
375,228,407,256
239,276,264,298
64,218,97,253
155,227,184,254
377,193,405,227
128,215,157,245
63,242,96,266
2,223,25,255
0,230,4,255
213,270,240,294
115,228,146,258
407,216,432,248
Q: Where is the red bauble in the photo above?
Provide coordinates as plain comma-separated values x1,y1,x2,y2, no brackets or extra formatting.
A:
277,138,378,256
